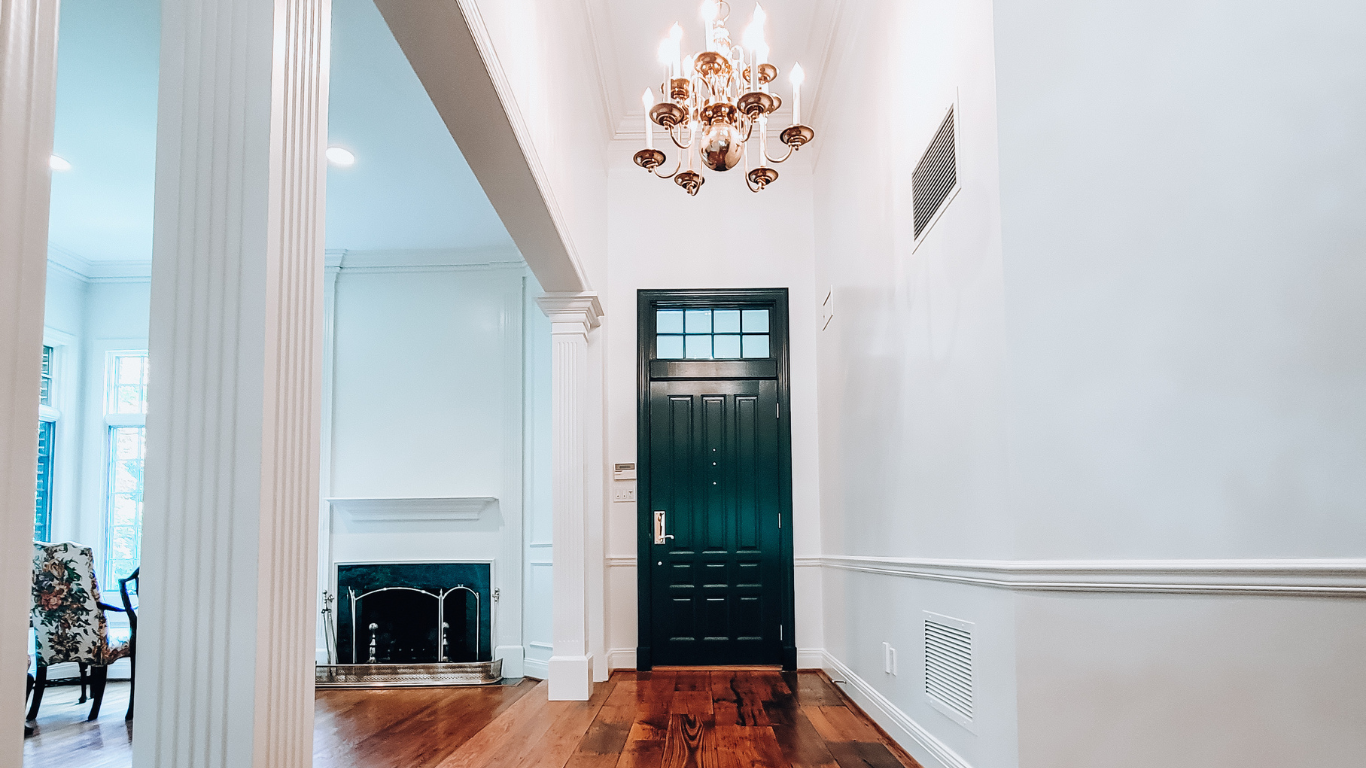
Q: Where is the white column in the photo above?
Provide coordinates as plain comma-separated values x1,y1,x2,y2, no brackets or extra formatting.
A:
0,0,59,762
133,0,330,765
535,292,602,701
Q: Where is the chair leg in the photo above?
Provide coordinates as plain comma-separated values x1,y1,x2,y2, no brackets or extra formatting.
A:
87,665,109,721
26,667,47,723
124,653,136,721
78,661,89,703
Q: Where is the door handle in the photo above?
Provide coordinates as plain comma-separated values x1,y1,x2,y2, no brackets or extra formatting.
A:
653,511,675,545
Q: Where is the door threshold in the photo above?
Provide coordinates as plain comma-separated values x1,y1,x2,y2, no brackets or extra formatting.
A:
649,665,783,671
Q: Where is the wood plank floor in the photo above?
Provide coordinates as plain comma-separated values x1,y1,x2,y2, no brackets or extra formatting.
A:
23,670,920,768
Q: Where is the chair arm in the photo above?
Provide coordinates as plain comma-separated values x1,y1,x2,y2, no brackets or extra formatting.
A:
97,602,126,613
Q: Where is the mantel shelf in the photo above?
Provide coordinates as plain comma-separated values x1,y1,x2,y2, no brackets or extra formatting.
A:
327,496,498,523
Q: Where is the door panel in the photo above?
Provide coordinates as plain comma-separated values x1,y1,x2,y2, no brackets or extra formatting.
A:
649,378,781,665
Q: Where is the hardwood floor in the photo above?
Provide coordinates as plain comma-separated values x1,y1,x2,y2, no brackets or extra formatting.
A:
22,670,920,768
23,681,134,768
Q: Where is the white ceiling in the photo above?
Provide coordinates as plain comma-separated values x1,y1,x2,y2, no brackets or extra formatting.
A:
46,0,514,265
585,0,839,137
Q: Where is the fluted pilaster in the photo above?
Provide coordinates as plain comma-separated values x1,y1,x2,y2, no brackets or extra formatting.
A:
0,0,59,761
535,293,602,701
134,0,329,765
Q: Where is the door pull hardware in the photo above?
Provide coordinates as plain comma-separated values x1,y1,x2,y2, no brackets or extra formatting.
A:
654,510,675,545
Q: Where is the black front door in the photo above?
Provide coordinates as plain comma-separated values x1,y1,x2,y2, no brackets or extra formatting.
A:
637,291,794,669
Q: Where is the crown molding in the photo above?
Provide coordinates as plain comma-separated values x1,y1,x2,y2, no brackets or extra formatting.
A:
810,555,1366,597
47,245,151,283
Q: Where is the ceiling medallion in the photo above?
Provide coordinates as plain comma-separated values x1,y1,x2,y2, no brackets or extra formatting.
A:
634,1,815,196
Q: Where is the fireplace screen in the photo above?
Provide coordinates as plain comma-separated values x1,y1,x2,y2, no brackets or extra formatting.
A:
334,562,492,664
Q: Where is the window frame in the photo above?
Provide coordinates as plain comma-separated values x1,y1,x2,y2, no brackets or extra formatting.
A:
103,350,149,589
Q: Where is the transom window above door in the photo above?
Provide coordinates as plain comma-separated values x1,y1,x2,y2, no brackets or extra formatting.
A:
656,308,770,360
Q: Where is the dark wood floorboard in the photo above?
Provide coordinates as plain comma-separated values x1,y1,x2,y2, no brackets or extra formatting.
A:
22,670,921,768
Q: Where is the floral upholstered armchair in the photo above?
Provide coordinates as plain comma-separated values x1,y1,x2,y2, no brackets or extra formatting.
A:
27,541,131,723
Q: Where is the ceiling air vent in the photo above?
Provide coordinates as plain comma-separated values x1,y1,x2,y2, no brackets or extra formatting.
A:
912,107,958,239
924,611,973,727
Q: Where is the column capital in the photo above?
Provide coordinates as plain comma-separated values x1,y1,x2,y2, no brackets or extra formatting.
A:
536,292,603,332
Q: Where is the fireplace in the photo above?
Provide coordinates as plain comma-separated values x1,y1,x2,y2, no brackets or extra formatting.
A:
329,561,494,675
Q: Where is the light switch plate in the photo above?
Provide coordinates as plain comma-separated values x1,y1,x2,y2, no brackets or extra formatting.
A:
612,485,636,502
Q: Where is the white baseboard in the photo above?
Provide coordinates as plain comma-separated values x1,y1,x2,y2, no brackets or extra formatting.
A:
819,650,973,768
607,647,636,670
796,648,825,669
523,657,548,680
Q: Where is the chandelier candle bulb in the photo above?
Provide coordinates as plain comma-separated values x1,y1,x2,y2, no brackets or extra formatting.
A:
702,1,719,52
643,89,655,150
790,63,805,125
670,23,683,78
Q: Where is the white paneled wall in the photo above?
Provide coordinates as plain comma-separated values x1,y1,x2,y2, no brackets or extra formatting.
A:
315,255,556,679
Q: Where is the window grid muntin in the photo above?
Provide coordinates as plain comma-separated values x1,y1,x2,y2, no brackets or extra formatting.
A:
35,420,54,541
40,345,53,406
107,352,150,415
655,307,771,360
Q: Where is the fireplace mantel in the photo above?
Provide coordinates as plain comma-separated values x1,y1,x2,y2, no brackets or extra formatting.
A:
327,496,498,523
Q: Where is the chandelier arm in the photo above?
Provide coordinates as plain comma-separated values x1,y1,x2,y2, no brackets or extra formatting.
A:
652,154,682,180
668,123,693,150
765,143,796,165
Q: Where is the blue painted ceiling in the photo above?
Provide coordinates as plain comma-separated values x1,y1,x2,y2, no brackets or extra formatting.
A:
47,0,514,264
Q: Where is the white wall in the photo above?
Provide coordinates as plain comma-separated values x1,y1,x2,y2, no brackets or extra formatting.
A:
808,0,1018,766
992,1,1366,765
41,261,151,563
601,143,823,671
467,0,610,283
323,257,531,670
809,0,1366,766
39,259,150,679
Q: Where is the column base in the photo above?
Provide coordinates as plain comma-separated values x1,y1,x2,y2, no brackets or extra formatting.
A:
547,654,594,701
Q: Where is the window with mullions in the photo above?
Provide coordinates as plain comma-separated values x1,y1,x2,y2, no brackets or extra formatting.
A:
105,352,148,588
656,308,770,360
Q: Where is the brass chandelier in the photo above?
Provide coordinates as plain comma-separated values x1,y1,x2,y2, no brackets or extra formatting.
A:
633,1,815,195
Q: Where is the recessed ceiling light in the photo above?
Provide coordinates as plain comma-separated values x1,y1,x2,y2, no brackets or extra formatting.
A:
49,155,71,171
326,147,355,167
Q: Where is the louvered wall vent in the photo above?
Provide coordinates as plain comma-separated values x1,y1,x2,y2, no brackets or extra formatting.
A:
924,612,973,727
912,107,958,238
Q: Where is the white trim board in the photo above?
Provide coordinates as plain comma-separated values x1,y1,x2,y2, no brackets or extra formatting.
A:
804,556,1366,597
821,650,973,768
327,496,498,523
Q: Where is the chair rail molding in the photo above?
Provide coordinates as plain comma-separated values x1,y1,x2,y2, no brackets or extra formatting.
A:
0,0,61,760
328,496,499,523
807,555,1366,597
134,0,330,766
